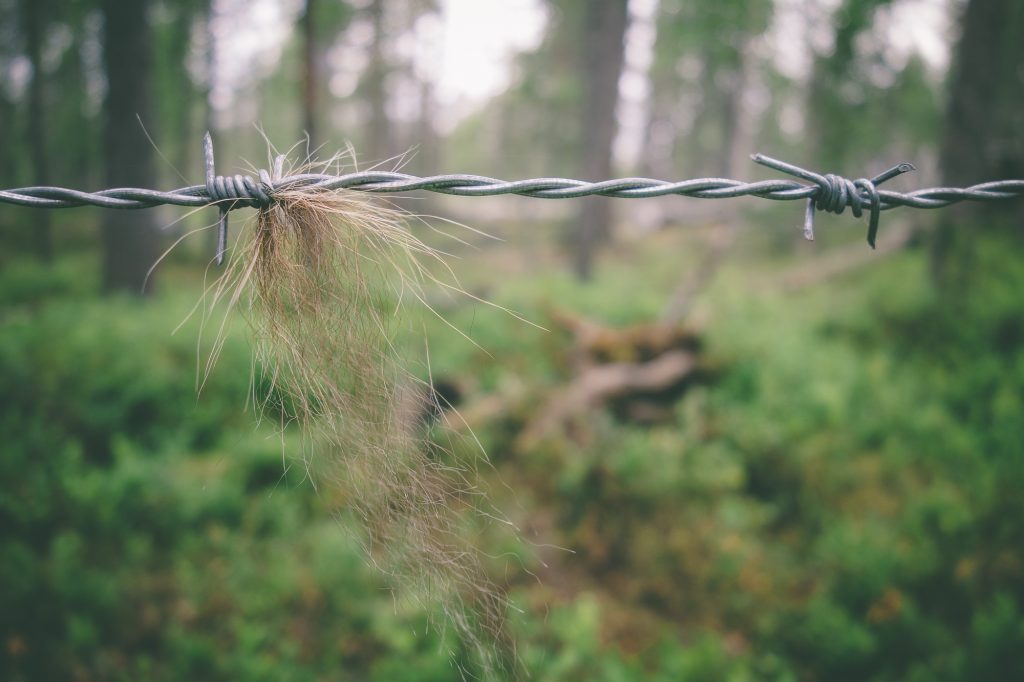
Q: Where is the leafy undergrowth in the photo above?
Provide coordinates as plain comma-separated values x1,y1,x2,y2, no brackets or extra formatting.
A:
2,225,1023,680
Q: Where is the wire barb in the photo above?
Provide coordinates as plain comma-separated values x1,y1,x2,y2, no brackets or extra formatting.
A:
0,135,1021,264
203,132,281,264
752,154,916,247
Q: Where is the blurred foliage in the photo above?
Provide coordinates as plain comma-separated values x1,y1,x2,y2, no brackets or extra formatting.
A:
3,223,1023,678
1,0,1023,679
807,0,942,171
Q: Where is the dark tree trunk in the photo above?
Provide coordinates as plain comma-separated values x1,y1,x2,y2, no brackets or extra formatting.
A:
0,98,11,185
101,0,159,295
22,0,52,262
301,0,318,150
574,0,629,281
202,0,220,258
941,1,1024,185
932,0,1024,289
170,3,197,175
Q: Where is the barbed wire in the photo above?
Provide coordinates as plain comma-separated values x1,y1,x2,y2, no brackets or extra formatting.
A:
1,133,1021,264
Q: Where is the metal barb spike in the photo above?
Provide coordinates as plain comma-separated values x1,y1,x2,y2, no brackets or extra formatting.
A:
204,132,230,267
753,154,916,248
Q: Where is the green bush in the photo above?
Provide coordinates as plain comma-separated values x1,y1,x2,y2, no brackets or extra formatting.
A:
3,239,1023,680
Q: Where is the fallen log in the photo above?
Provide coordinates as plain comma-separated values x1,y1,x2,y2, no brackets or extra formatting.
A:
518,348,697,447
439,311,709,447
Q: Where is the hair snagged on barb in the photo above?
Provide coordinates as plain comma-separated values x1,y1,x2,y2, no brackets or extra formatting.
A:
205,154,516,676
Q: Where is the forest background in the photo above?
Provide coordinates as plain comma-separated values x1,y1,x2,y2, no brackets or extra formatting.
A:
1,0,1023,679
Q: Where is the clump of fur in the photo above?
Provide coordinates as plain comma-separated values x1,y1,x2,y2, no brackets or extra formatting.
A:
203,154,517,677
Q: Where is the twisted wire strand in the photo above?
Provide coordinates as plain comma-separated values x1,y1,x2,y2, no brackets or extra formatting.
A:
6,173,1022,209
2,133,1022,262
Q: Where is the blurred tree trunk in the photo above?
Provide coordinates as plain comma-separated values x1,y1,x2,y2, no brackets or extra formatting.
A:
574,0,629,281
412,75,439,214
169,2,199,176
414,78,438,172
101,0,159,295
723,37,759,180
408,0,439,177
807,0,891,168
202,0,220,257
203,0,215,138
301,0,318,149
0,100,11,185
21,0,52,262
932,0,1024,290
365,0,390,161
0,0,11,184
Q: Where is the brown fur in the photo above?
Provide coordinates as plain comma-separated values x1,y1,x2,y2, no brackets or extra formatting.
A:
201,168,518,676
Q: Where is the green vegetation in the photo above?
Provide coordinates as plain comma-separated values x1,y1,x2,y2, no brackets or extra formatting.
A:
2,222,1023,679
2,0,1023,678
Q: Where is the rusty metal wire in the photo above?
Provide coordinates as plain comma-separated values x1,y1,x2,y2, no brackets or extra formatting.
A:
2,133,1021,263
